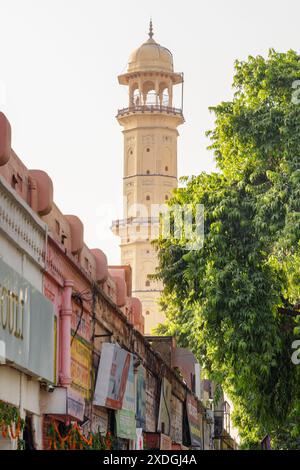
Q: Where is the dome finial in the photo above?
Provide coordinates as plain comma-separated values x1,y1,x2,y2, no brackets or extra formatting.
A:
148,18,154,39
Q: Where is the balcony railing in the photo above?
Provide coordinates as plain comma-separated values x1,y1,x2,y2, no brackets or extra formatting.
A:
117,104,183,118
0,176,47,268
111,216,160,228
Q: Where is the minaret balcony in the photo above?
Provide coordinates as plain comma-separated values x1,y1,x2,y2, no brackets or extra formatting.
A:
116,104,184,120
111,216,159,230
111,216,160,240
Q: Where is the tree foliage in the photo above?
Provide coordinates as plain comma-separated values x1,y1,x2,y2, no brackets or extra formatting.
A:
155,50,300,448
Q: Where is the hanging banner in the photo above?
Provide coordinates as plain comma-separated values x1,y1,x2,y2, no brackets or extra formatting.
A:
136,365,146,429
93,343,131,410
116,354,136,439
186,393,202,448
157,378,172,435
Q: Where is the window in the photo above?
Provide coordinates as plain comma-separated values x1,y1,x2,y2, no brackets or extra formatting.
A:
145,280,150,287
146,170,150,175
165,166,168,171
146,195,150,201
127,238,130,242
165,195,169,201
145,310,150,315
146,148,150,152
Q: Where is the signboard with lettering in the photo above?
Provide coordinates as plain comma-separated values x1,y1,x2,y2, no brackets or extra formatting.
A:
116,354,136,440
0,258,54,382
171,395,183,444
67,388,85,421
93,343,131,410
136,428,143,450
40,387,85,421
71,337,91,398
186,393,202,448
145,432,160,449
136,365,146,429
160,433,172,450
157,378,172,435
146,371,157,432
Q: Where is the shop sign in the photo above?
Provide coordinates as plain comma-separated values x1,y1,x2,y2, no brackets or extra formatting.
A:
145,432,160,449
157,378,172,435
160,433,172,450
136,365,146,429
93,343,131,410
40,387,85,421
0,258,54,382
136,428,143,450
171,395,183,444
67,388,85,421
145,372,157,432
186,393,202,448
116,354,136,440
71,337,91,398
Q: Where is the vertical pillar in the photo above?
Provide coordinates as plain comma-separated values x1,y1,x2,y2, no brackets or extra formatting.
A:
168,83,173,107
129,86,134,107
138,77,142,105
155,79,159,106
59,279,74,387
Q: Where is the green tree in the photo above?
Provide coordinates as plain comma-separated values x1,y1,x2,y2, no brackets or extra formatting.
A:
155,50,300,449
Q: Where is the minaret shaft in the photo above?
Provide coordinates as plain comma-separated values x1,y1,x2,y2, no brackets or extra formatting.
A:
112,28,184,333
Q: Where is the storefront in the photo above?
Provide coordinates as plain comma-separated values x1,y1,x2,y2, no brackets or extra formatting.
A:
0,258,54,449
0,176,54,450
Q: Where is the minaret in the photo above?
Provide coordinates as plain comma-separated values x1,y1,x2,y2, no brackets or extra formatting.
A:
112,22,184,334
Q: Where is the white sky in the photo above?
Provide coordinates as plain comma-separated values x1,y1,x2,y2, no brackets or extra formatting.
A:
0,0,299,264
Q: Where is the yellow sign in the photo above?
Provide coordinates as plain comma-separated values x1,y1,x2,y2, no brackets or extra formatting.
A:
71,337,91,398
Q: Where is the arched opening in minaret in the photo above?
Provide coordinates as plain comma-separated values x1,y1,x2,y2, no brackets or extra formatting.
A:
142,80,156,106
159,82,170,106
130,82,140,106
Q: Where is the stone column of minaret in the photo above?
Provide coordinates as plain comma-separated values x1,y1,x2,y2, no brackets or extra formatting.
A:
112,22,184,334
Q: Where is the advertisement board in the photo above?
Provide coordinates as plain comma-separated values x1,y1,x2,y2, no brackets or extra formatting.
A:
146,371,157,432
116,354,136,440
0,258,54,382
136,365,146,429
71,337,91,398
186,393,202,448
93,343,131,410
157,378,172,435
171,395,183,444
160,433,172,450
